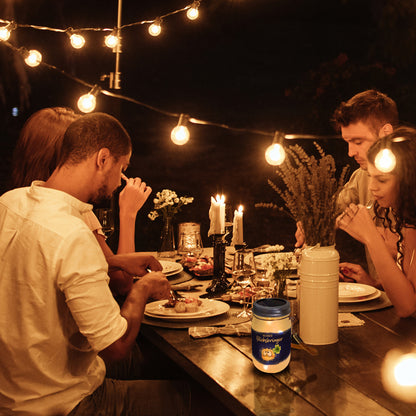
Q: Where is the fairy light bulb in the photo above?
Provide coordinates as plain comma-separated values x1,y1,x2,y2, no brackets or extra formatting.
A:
77,93,96,113
265,143,286,166
24,50,42,67
374,148,396,173
70,33,85,49
394,354,416,386
171,114,190,145
0,26,11,41
187,3,199,20
105,33,119,48
148,19,162,37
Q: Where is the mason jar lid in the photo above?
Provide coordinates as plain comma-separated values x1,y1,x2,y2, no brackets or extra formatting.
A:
253,298,291,318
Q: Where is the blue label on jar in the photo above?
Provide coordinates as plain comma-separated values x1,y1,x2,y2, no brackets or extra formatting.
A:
252,328,291,365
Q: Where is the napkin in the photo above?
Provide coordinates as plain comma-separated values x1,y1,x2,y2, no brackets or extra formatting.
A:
189,321,251,339
338,312,365,327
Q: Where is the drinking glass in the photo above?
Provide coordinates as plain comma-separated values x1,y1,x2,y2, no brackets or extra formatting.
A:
177,231,203,258
95,208,115,238
232,249,256,318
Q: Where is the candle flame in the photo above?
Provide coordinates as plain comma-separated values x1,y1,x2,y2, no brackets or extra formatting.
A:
238,205,243,213
215,194,225,203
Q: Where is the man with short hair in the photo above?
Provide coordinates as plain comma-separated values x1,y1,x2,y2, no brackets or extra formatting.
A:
296,90,399,286
0,112,190,415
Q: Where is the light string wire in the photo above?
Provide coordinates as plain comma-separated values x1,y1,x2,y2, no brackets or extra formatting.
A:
0,2,341,142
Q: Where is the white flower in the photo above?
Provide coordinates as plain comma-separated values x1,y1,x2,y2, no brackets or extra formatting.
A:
148,189,194,221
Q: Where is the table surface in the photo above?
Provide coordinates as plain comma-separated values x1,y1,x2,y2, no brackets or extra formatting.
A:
140,264,416,416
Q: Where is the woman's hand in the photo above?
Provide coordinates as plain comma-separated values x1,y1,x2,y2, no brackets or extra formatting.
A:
339,262,377,286
119,174,152,217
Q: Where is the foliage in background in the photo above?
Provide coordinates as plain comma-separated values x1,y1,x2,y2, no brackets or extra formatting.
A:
257,142,349,246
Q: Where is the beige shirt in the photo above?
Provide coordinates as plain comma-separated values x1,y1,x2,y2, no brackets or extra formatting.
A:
0,182,127,416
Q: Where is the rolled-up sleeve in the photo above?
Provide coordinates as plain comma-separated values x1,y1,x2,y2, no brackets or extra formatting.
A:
56,228,127,352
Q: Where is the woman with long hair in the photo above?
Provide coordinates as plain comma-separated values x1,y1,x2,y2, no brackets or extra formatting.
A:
337,126,416,317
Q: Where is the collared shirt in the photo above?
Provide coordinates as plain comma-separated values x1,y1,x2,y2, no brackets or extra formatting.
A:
0,181,127,416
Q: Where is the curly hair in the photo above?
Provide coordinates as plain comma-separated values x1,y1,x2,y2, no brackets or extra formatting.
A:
332,89,399,135
367,126,416,265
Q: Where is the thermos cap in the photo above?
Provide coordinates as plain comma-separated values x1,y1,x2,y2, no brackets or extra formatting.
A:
253,298,291,318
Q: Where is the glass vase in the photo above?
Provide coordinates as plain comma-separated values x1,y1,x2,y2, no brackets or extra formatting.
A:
158,215,176,258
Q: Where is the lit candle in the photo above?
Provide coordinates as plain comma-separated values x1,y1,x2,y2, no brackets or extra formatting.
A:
208,194,225,236
231,205,244,245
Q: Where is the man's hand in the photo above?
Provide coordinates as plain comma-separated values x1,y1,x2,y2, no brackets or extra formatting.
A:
134,271,171,301
295,221,305,248
107,253,162,277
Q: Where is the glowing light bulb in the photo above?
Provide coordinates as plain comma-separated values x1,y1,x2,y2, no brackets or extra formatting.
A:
148,20,162,37
394,354,416,386
77,93,96,113
105,34,119,48
24,50,42,67
187,7,199,20
171,125,190,145
0,26,11,41
265,143,286,165
374,148,396,173
70,33,85,49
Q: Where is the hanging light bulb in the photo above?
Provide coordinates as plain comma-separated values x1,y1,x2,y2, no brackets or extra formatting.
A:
105,32,119,48
0,25,11,41
69,32,86,49
187,2,200,20
148,18,162,37
374,148,396,173
171,114,190,145
24,49,42,67
77,85,101,113
265,132,286,165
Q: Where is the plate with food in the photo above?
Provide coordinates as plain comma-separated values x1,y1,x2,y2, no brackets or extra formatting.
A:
182,256,214,278
144,298,230,321
159,260,184,277
254,252,298,273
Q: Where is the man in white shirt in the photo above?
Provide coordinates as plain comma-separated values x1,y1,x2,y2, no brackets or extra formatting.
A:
0,112,190,415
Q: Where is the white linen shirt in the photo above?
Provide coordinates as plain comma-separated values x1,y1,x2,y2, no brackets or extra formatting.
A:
0,181,127,416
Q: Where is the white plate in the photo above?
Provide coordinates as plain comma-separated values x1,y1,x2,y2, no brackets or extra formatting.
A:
254,252,298,271
339,283,376,299
144,299,230,322
159,260,183,277
339,288,381,303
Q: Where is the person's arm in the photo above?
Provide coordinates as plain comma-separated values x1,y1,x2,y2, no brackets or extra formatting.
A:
118,175,152,254
94,231,134,295
338,204,416,317
99,272,170,362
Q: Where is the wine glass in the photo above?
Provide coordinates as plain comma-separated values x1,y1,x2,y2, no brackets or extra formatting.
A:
95,208,115,238
232,249,256,318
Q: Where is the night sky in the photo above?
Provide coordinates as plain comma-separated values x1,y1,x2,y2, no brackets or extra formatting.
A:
1,0,415,250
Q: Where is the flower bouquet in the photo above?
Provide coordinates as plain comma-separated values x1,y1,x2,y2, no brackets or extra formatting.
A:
148,189,194,257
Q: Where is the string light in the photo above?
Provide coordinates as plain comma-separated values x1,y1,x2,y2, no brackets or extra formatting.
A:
68,30,86,49
22,49,42,67
0,23,12,41
148,18,162,37
171,114,190,145
77,85,101,113
265,131,286,165
374,148,396,173
187,2,200,20
105,32,119,49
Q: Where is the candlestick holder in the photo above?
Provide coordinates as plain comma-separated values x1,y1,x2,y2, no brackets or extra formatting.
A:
205,233,230,296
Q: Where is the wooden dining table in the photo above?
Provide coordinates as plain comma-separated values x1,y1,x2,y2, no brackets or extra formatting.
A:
140,254,416,416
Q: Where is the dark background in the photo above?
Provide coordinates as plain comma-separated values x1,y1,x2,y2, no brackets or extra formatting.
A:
1,0,416,256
